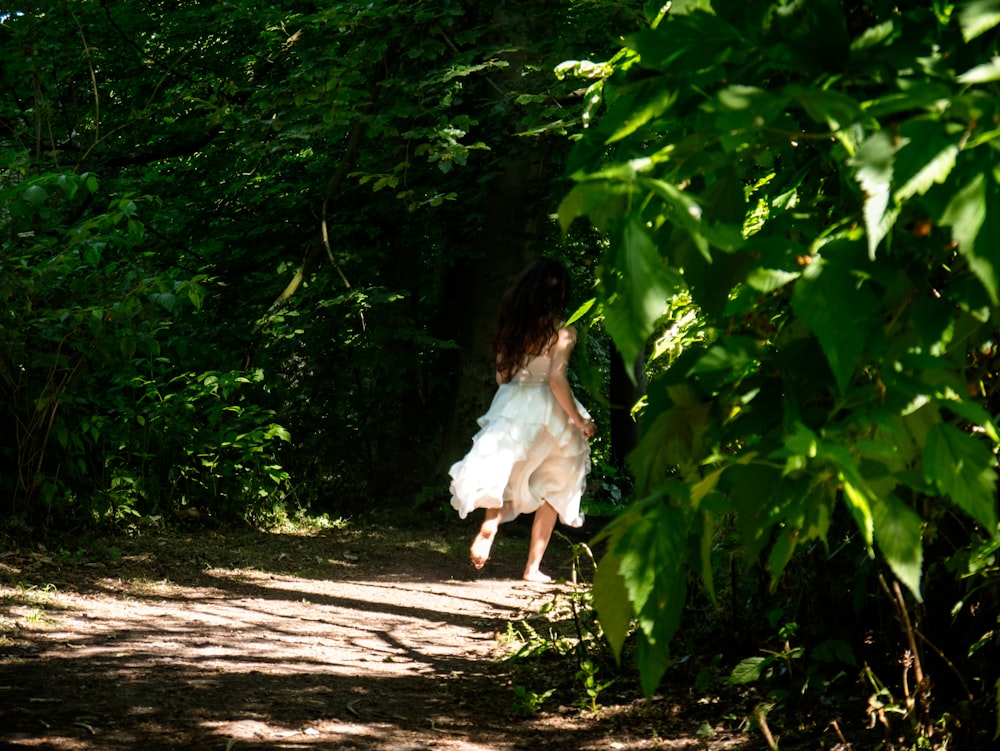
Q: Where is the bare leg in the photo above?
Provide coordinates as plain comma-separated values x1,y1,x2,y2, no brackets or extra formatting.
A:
523,502,558,582
470,507,502,569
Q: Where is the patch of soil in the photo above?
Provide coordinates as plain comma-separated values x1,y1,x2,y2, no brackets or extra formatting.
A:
0,519,752,750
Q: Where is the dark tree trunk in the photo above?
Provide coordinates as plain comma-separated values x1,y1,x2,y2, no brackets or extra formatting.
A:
609,345,644,476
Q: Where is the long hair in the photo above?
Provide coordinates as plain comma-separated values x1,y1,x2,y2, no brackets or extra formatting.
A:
494,258,570,383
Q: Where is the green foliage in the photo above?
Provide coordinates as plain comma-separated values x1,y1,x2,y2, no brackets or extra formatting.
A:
0,169,290,524
574,658,615,713
561,0,1000,744
509,684,555,715
1,1,637,523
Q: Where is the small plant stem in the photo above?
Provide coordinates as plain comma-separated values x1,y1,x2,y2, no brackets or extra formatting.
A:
829,719,849,747
878,575,933,738
755,704,779,751
891,580,924,687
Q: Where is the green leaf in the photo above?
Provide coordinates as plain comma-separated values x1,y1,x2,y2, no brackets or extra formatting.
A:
22,184,48,209
788,86,861,131
629,394,711,485
602,217,679,372
615,503,688,696
824,444,875,547
593,549,632,660
940,173,996,303
842,477,875,548
959,0,1000,41
871,494,924,601
924,423,999,532
605,81,677,144
729,656,767,685
791,260,878,394
636,631,672,698
850,131,896,259
893,121,958,202
688,335,758,376
767,527,799,582
957,57,1000,84
746,267,799,292
558,181,628,234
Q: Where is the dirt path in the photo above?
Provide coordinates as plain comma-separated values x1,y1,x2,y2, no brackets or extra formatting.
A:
0,522,747,750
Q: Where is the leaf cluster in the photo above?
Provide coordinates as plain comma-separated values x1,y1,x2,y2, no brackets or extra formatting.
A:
562,0,1000,744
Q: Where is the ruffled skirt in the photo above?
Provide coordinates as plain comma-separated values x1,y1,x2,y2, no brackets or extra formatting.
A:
449,382,590,527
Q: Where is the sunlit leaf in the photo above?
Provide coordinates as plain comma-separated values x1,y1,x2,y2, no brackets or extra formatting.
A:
959,0,1000,41
893,121,958,202
602,217,679,371
851,131,896,259
958,57,1000,84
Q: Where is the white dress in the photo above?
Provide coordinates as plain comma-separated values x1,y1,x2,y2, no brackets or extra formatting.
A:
449,353,591,527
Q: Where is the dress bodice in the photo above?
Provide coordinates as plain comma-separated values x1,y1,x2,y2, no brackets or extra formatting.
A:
510,355,551,384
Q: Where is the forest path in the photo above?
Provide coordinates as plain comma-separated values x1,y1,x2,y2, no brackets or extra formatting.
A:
0,521,743,750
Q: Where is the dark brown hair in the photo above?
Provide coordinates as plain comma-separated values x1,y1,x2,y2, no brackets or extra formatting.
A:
494,258,570,383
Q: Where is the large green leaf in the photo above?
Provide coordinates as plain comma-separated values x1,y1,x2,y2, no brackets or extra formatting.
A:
959,0,1000,42
790,259,879,395
602,217,680,371
615,503,689,696
957,57,1000,84
924,423,999,532
558,181,629,234
593,548,633,660
629,388,712,485
893,120,958,203
940,173,998,303
626,13,741,74
788,86,861,131
871,493,925,600
605,80,678,144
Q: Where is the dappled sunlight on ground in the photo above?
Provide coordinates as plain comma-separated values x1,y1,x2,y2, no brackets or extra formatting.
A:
1,525,750,750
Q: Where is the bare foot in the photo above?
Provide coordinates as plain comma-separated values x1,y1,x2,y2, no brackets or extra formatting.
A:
521,570,552,583
470,530,494,570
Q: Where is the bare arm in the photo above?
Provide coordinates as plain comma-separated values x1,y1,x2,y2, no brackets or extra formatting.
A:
548,327,596,439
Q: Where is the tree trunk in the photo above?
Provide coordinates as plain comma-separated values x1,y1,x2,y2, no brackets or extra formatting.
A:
609,345,644,476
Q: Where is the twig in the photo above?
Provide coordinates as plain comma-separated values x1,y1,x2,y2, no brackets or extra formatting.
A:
830,719,850,748
878,575,933,737
755,703,779,751
69,9,100,146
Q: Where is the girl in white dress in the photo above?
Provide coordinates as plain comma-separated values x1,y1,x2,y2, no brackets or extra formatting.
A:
449,258,596,582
